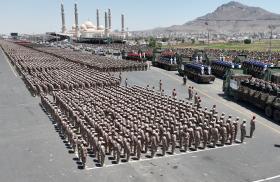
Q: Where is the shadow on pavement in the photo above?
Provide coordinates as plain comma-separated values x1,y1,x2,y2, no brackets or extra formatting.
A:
217,93,279,126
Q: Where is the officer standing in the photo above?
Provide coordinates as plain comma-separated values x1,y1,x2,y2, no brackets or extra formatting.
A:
172,89,177,99
119,72,122,83
240,120,246,143
125,78,128,87
250,116,256,138
183,75,187,85
188,86,192,100
159,80,163,91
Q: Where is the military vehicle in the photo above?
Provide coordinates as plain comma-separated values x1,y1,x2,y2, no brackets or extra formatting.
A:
223,69,280,122
123,51,153,62
123,52,143,61
178,62,215,83
242,60,274,79
152,50,179,71
211,60,241,78
263,67,280,84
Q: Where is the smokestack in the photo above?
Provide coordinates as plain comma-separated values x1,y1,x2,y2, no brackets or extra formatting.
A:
108,9,112,30
96,9,100,30
61,0,66,33
121,14,125,33
74,2,79,37
105,12,108,37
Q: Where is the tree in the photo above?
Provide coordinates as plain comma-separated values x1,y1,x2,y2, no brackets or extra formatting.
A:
244,39,251,44
162,37,169,42
149,37,156,48
191,38,195,44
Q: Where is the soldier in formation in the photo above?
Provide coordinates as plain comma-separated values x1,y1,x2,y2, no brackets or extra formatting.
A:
40,83,248,168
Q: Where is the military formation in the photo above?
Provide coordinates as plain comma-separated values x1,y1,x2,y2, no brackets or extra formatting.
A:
0,41,120,96
34,47,147,72
40,85,247,167
0,40,252,168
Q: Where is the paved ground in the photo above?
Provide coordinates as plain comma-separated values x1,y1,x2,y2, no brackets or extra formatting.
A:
1,50,280,182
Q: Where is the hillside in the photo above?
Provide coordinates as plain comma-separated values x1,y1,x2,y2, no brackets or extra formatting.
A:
146,1,280,34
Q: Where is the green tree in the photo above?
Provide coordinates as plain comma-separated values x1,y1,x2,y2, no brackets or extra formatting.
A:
244,39,251,44
162,37,169,42
149,37,156,48
191,38,195,44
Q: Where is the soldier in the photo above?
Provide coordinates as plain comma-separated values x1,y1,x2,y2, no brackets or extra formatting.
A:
159,80,163,91
212,126,219,148
144,131,150,153
220,124,227,146
202,127,209,149
197,97,202,109
240,120,247,143
250,116,256,138
151,134,158,158
229,122,235,145
113,141,121,164
161,135,168,156
146,84,150,90
125,78,128,87
172,89,177,99
99,145,106,167
188,86,192,100
161,89,165,96
219,113,225,124
70,133,77,152
183,131,190,152
183,75,187,85
194,128,201,150
170,132,177,154
179,129,186,150
187,127,194,149
119,72,122,83
226,118,232,142
136,138,142,160
77,139,83,159
124,138,131,162
212,105,216,116
81,144,87,168
194,93,199,104
233,117,239,141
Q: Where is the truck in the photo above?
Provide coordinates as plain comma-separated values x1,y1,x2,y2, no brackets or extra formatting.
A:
178,62,215,83
223,69,280,122
263,67,280,84
152,50,179,71
211,60,241,78
242,60,275,79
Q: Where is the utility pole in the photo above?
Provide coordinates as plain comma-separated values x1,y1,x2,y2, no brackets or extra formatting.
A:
268,25,276,61
205,21,209,45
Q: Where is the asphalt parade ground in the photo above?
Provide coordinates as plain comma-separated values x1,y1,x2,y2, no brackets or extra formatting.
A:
1,51,280,182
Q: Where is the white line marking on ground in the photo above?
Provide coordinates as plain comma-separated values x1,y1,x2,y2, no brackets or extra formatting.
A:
85,143,241,170
252,174,280,182
0,49,17,77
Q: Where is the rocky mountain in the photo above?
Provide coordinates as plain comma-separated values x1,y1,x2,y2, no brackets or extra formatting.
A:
145,1,280,34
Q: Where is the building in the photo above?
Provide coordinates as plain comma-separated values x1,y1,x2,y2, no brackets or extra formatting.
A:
58,1,128,44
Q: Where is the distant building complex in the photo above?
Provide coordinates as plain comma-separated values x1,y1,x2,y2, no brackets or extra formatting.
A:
58,1,128,43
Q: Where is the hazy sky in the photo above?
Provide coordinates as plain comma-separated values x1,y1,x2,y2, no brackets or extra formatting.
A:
0,0,279,34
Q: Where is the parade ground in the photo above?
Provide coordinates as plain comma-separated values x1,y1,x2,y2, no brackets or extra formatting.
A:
1,51,280,182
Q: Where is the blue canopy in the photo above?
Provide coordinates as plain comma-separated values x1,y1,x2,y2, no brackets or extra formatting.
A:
243,60,270,69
